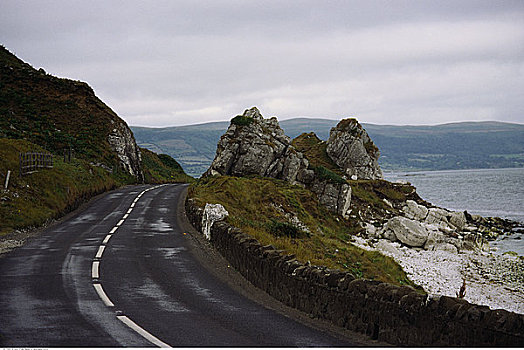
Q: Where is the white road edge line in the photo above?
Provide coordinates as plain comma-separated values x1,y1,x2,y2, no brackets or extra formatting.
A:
127,208,133,214
102,235,112,244
93,283,114,307
91,261,100,279
117,219,125,226
117,315,171,348
123,214,129,219
110,227,118,234
95,245,106,259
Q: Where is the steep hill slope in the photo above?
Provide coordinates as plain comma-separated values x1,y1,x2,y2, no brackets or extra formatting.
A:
0,45,142,180
0,46,192,238
140,147,194,184
132,119,524,176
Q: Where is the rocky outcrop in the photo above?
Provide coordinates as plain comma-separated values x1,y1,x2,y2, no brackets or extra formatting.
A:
309,178,352,218
108,120,143,181
371,199,494,254
204,107,352,217
326,118,383,180
204,107,310,185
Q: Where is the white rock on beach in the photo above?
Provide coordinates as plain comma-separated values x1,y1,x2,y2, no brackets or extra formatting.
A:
383,216,429,247
403,200,428,221
425,208,451,227
449,211,467,231
352,238,524,315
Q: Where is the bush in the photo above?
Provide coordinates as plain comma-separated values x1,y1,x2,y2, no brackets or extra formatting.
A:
312,165,346,184
266,219,306,238
231,115,254,127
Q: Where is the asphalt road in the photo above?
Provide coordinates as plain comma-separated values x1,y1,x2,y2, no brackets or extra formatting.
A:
0,184,360,347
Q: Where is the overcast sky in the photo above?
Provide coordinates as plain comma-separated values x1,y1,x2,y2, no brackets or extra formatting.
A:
1,0,523,127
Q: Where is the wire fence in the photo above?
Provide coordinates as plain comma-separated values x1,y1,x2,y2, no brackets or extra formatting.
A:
19,152,53,176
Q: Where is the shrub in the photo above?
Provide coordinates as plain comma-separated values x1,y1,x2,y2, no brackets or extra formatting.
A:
231,115,254,127
312,165,346,184
266,219,306,238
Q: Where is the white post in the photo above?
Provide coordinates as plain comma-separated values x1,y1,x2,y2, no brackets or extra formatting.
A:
4,170,11,190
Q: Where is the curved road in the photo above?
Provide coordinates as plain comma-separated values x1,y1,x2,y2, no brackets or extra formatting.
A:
0,184,360,347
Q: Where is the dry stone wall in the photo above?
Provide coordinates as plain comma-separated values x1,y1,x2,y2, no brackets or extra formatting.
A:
186,198,524,346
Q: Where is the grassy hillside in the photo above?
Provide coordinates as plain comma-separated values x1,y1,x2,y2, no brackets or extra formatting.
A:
0,45,134,171
189,175,420,288
132,119,524,176
0,139,119,236
0,46,193,238
140,147,194,184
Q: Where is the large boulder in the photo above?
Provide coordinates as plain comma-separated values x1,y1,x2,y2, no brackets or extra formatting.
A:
383,216,429,247
403,200,429,221
201,203,229,240
449,211,467,231
326,118,383,180
425,208,451,227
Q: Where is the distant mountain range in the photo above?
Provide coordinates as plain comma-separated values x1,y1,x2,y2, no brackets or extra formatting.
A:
131,119,524,177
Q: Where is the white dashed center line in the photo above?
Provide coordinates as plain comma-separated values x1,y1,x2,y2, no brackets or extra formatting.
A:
95,245,105,259
91,184,171,347
117,316,171,348
92,261,100,279
93,283,114,307
102,235,112,244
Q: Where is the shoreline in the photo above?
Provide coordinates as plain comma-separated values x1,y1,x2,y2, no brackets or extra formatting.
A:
352,237,524,315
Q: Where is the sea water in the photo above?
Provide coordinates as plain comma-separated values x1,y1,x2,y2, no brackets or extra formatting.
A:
384,168,524,255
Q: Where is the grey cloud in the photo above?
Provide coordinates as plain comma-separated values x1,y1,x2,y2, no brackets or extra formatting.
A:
1,0,523,126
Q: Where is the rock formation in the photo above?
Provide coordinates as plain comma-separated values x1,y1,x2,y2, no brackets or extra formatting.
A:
326,118,383,180
204,107,352,218
108,120,143,181
371,199,490,253
204,107,310,185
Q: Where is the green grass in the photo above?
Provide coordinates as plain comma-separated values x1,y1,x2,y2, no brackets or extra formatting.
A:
140,147,194,184
311,165,346,184
292,133,343,175
0,138,132,236
189,175,419,288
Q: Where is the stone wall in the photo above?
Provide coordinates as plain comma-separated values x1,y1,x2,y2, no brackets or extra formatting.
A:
185,199,524,346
